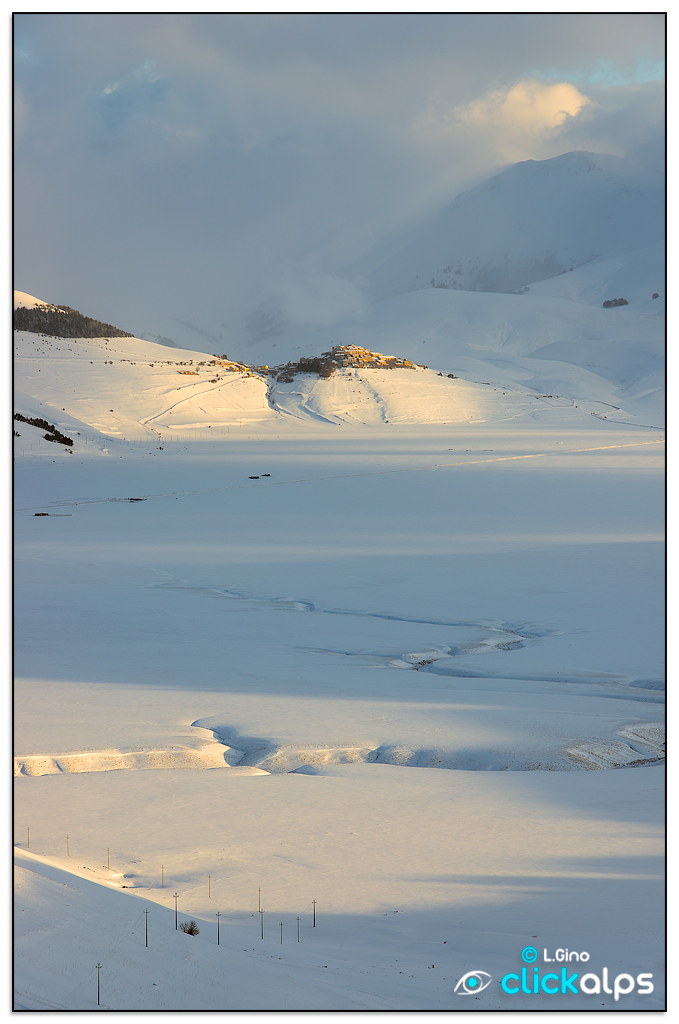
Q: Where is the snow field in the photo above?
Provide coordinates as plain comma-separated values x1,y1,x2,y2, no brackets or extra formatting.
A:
14,305,664,1010
14,760,665,1010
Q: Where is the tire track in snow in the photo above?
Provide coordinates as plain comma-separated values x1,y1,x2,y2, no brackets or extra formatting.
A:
138,375,268,427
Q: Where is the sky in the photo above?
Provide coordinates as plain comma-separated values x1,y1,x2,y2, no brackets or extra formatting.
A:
13,12,665,352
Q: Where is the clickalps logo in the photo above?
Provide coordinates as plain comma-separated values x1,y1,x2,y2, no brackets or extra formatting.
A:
455,946,654,1002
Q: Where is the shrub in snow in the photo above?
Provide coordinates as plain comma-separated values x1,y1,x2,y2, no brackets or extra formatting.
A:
180,920,200,935
602,298,629,308
652,293,659,299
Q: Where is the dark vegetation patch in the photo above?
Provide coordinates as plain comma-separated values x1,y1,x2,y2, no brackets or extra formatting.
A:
14,303,133,338
14,412,73,446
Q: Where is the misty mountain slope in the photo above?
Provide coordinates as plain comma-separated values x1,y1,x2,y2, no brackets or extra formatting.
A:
526,240,664,313
364,152,664,301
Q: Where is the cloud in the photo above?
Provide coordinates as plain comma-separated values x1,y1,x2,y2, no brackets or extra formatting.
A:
415,80,591,165
269,255,366,331
553,80,665,170
457,80,590,133
12,13,665,352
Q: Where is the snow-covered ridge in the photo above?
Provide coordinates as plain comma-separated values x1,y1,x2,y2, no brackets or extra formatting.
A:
14,290,57,309
11,325,609,442
14,280,665,442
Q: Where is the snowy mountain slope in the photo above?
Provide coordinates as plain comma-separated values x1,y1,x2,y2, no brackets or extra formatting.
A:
18,311,646,441
15,321,656,442
269,368,568,427
14,270,665,445
246,287,665,426
363,152,664,301
13,329,275,440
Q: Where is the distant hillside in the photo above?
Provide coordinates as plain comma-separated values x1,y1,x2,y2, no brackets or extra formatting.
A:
13,302,133,339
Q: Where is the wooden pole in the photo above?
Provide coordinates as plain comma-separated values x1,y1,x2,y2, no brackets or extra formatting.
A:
66,835,69,857
260,910,264,939
174,893,179,929
216,911,221,945
280,921,284,945
144,908,149,948
107,848,110,870
96,963,101,1005
312,900,316,927
27,827,29,850
208,874,211,899
297,916,300,942
161,864,164,888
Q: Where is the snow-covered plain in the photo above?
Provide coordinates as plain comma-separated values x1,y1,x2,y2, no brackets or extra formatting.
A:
14,287,664,1011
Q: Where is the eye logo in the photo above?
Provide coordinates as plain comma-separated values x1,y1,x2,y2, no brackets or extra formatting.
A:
454,970,492,994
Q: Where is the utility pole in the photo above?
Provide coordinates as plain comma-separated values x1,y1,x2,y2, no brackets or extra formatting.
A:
208,874,211,899
95,963,101,1006
174,893,179,930
26,827,29,850
259,910,264,940
66,835,69,857
161,865,164,888
107,848,110,870
216,912,221,945
279,922,284,945
312,900,316,927
297,916,300,942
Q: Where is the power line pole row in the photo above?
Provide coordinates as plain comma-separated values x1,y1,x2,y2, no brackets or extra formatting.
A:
21,840,318,949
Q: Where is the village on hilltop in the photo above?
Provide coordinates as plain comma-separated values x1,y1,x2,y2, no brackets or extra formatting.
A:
212,344,425,382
